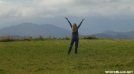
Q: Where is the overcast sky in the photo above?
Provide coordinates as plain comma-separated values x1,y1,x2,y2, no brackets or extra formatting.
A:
0,0,134,34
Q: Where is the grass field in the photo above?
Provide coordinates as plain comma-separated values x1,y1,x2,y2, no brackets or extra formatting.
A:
0,39,134,74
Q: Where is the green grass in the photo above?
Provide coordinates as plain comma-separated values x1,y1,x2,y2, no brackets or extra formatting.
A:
0,39,134,74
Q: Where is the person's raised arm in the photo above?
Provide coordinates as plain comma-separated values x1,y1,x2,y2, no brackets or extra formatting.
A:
65,17,72,27
78,19,84,29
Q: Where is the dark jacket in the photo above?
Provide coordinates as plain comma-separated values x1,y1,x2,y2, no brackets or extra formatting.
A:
67,20,83,36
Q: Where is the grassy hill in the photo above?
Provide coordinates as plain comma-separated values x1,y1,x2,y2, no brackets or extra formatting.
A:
0,39,134,74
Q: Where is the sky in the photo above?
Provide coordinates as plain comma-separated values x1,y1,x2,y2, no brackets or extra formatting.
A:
0,0,134,35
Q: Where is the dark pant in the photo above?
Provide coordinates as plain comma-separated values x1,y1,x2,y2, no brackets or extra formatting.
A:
68,36,79,54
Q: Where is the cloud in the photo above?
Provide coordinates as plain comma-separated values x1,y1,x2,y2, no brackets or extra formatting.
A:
0,0,134,18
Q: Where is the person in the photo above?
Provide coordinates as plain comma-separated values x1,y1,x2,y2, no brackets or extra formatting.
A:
65,17,84,54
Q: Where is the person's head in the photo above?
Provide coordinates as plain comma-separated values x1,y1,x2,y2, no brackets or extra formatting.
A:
72,23,78,32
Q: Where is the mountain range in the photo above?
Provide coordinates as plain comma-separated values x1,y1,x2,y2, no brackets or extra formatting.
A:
0,23,71,38
93,30,134,39
0,23,134,39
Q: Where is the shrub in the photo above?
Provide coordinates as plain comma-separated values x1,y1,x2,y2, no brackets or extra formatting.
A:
81,35,98,39
0,36,14,42
38,35,44,40
62,36,70,40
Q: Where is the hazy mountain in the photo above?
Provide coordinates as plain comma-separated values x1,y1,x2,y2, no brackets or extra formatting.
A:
125,31,134,38
93,30,134,39
0,23,134,39
0,23,71,38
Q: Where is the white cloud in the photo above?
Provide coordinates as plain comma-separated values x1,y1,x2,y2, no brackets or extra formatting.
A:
0,0,134,18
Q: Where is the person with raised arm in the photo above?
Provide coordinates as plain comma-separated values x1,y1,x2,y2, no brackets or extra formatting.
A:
65,17,84,54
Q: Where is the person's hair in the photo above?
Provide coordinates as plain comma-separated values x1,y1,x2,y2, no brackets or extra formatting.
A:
72,23,78,32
